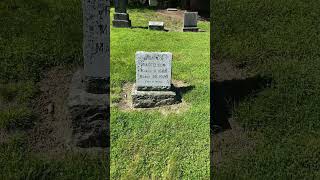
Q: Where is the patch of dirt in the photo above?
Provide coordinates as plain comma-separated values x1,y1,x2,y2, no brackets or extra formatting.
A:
29,66,75,156
156,9,185,21
27,66,108,159
115,80,190,115
211,60,256,169
212,60,247,81
155,9,208,32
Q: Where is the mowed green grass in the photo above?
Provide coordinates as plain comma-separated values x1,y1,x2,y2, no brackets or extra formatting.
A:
110,9,210,179
211,0,320,179
0,0,108,179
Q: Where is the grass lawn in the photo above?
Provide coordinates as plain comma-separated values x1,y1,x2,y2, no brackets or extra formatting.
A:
110,8,210,179
0,0,107,179
1,0,210,179
211,0,320,179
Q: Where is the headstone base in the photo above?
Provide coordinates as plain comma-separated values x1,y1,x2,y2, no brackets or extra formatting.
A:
85,77,109,94
131,84,178,108
113,13,131,28
149,21,164,31
183,27,199,32
68,70,109,148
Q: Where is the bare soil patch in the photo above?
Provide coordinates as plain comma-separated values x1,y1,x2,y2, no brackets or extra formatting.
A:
29,66,74,156
156,9,185,21
115,80,191,115
155,9,208,32
27,66,108,159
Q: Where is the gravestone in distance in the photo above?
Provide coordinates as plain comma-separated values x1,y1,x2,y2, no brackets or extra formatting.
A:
68,0,110,148
113,0,131,28
167,8,178,11
183,11,199,32
132,52,178,108
148,21,164,31
149,0,158,7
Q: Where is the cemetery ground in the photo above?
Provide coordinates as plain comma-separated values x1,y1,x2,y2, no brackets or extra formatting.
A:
110,8,210,179
0,0,210,179
211,0,320,179
0,0,108,179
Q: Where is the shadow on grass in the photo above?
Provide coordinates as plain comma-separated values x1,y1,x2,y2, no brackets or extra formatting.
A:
131,26,148,29
131,26,169,32
174,85,195,103
210,75,272,134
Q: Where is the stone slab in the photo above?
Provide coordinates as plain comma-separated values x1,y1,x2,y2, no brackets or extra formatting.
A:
131,84,178,108
149,21,164,31
167,8,178,11
183,27,199,32
136,51,172,90
114,13,130,21
68,70,109,148
113,19,131,28
184,11,198,27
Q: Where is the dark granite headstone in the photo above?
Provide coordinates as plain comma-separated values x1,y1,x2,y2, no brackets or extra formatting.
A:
113,0,131,28
183,11,199,32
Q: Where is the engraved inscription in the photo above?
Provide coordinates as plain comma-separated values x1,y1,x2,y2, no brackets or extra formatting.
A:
83,0,110,78
136,52,172,88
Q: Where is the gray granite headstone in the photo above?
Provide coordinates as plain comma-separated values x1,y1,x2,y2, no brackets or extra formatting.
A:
136,51,172,90
132,52,178,108
83,0,110,93
183,11,199,32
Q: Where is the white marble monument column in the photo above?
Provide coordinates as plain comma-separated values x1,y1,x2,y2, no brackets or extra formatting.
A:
83,0,110,93
67,0,110,148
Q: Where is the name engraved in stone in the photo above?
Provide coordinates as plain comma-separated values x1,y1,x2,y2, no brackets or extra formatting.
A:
83,0,110,78
136,52,172,87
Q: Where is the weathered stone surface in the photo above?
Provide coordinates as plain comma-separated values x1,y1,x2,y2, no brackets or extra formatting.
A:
75,0,109,148
113,18,131,28
113,0,131,28
114,12,130,21
68,70,109,148
132,52,178,108
84,77,109,94
136,84,173,91
131,84,178,108
184,12,198,27
82,0,110,79
136,51,172,90
149,21,164,31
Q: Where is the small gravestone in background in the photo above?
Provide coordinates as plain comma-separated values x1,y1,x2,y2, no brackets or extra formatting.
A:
113,0,131,28
68,0,110,148
167,8,178,11
132,51,179,108
148,21,164,31
183,11,199,32
149,0,158,7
